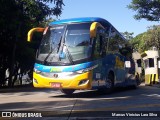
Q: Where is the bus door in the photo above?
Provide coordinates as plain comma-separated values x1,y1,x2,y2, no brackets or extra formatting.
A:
115,55,126,84
90,22,106,87
109,27,126,85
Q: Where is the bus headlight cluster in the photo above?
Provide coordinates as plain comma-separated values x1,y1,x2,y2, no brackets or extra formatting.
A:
78,79,89,86
76,69,88,74
75,64,98,74
34,68,41,74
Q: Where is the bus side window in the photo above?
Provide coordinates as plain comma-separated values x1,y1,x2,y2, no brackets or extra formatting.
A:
107,28,119,53
100,35,107,56
94,35,102,59
93,27,106,59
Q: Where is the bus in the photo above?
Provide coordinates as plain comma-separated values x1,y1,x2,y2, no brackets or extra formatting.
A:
141,47,160,85
27,17,139,95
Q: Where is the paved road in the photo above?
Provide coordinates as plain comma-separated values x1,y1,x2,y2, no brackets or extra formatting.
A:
0,84,160,120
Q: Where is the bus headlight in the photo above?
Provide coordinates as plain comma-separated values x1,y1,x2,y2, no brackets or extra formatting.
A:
78,79,89,86
75,64,98,74
34,68,41,74
76,69,89,74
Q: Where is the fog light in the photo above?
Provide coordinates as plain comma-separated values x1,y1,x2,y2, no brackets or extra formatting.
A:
33,78,38,84
78,79,89,86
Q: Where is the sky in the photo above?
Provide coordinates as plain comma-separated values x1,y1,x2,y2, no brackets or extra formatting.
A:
51,0,159,37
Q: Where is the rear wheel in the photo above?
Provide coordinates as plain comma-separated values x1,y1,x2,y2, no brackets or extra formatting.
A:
132,74,140,89
130,74,139,89
98,73,114,94
60,89,75,95
104,73,114,93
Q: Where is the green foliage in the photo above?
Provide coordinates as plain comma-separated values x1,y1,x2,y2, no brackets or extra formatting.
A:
130,25,160,53
128,0,160,21
143,25,160,49
122,31,134,41
0,0,64,87
130,32,146,53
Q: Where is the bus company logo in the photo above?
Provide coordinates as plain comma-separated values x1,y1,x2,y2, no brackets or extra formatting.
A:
50,67,62,72
1,112,42,118
53,74,58,78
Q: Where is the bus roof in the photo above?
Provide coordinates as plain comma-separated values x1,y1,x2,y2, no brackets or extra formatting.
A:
49,17,125,40
49,17,112,27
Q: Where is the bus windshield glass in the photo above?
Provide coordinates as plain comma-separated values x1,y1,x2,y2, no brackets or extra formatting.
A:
36,23,91,65
65,23,91,62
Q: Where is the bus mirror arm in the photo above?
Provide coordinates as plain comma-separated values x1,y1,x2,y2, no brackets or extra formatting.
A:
90,22,104,38
27,27,45,42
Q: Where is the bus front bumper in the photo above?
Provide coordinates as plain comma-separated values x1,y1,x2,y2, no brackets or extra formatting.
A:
33,71,93,90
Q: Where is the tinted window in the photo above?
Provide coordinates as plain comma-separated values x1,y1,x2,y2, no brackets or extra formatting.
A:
108,28,126,53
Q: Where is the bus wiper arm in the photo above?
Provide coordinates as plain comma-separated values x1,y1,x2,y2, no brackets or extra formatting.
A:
57,36,62,53
43,36,63,64
43,47,54,64
43,40,57,64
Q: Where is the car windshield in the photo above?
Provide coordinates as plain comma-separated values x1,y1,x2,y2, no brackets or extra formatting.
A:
36,23,92,65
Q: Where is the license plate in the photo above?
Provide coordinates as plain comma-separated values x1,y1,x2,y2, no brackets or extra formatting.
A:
50,83,61,88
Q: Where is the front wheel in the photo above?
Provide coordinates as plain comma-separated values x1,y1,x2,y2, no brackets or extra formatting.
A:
60,89,75,95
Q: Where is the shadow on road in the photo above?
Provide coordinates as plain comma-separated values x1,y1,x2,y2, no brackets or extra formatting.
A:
0,84,57,93
50,86,139,98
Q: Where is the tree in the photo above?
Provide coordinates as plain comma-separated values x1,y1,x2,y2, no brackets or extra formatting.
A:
130,25,160,52
0,0,64,87
122,31,134,41
143,25,160,49
129,32,146,52
128,0,160,21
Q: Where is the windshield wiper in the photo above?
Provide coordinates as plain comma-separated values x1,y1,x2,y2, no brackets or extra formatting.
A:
57,36,62,53
43,36,63,64
43,43,54,64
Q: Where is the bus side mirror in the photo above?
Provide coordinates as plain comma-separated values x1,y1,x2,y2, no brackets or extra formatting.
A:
125,61,131,68
90,22,105,38
27,27,45,42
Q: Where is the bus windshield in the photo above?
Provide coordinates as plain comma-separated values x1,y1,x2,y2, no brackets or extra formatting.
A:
36,23,91,65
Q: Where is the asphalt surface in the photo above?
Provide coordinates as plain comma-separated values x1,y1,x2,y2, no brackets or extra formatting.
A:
0,83,160,120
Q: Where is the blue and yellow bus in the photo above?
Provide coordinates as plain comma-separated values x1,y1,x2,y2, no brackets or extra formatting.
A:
27,17,139,95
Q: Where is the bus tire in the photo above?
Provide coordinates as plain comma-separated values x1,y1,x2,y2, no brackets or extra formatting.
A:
104,73,114,94
60,89,75,95
131,74,139,89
